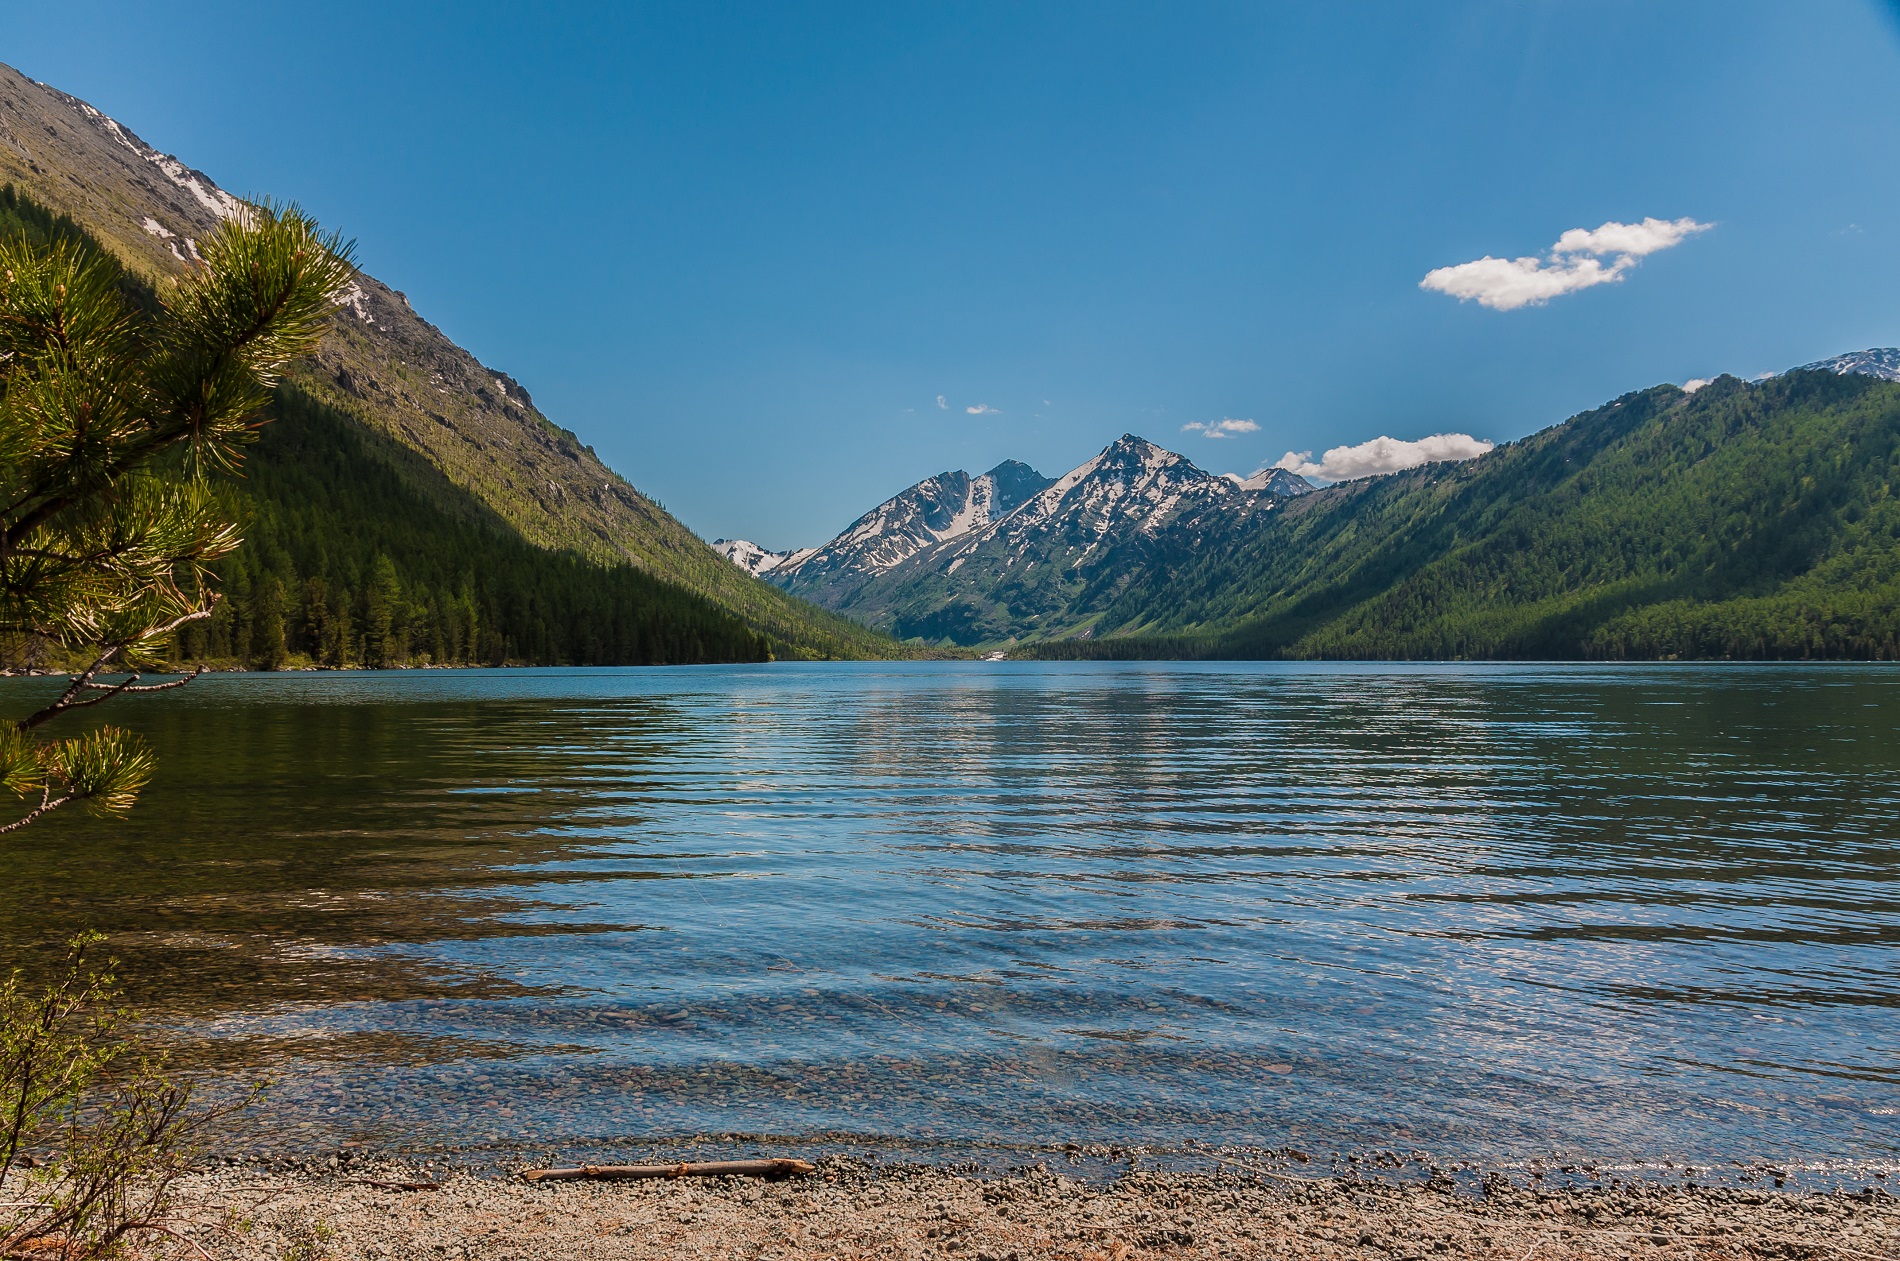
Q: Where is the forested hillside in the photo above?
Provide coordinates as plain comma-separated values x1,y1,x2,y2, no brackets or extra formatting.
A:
1042,371,1900,660
0,64,898,661
190,389,774,667
0,185,882,668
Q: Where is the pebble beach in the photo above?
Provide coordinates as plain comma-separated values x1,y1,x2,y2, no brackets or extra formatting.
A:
160,1154,1899,1261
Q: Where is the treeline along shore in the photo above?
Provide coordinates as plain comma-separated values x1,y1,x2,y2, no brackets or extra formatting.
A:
172,387,776,671
0,184,838,670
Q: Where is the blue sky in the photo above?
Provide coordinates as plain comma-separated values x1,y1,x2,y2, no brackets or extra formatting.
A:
8,2,1900,545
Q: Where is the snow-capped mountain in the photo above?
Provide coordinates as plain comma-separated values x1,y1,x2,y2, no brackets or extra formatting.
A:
1799,348,1900,383
1229,467,1320,495
730,435,1315,644
768,460,1054,596
946,434,1251,566
711,538,811,578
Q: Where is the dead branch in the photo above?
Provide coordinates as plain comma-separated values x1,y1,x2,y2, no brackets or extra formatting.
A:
81,665,209,694
131,1220,217,1261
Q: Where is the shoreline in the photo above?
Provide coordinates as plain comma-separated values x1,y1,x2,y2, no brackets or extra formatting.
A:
157,1150,1899,1260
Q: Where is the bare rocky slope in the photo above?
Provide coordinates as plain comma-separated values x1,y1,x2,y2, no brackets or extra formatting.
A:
0,61,890,659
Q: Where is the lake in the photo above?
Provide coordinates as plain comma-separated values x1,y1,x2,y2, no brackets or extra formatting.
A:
1,662,1895,1174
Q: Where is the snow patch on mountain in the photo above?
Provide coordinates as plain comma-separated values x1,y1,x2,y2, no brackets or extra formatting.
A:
763,459,1056,586
712,539,811,578
335,280,377,326
67,96,246,222
1228,467,1316,495
1798,348,1900,383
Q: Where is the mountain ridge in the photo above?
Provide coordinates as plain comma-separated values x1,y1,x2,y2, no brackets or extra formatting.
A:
0,60,895,660
725,434,1319,645
723,353,1900,657
1036,369,1900,660
1799,347,1900,383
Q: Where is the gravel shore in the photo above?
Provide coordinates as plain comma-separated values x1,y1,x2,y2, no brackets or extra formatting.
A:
163,1155,1898,1261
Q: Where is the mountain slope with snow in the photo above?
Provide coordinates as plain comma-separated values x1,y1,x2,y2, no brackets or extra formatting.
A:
770,460,1054,602
712,539,812,578
742,436,1315,645
1799,348,1900,383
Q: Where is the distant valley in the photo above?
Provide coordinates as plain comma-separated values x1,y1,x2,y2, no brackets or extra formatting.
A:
6,57,1895,668
722,354,1900,659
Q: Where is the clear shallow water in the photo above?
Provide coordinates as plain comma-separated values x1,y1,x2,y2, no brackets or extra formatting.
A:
1,662,1896,1168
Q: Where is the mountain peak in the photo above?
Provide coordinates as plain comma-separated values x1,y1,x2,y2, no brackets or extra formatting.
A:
726,433,1322,645
1231,467,1317,496
755,458,1057,593
979,459,1052,518
1798,348,1900,383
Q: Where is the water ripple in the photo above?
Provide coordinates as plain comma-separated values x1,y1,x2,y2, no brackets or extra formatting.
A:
0,661,1895,1163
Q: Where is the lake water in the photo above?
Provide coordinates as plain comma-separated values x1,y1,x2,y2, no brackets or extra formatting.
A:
1,662,1896,1174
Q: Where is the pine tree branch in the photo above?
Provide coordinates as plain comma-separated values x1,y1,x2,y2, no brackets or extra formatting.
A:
0,427,216,561
20,650,120,732
17,607,216,731
79,664,208,695
0,783,73,833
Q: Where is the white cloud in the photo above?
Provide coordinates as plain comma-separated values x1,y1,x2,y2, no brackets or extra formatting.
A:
1681,378,1710,394
1275,432,1494,482
1419,254,1624,310
1182,417,1260,440
935,395,949,410
966,403,999,415
1420,216,1712,311
1550,218,1709,258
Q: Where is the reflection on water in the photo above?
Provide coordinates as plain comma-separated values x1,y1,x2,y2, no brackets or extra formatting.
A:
1,662,1896,1165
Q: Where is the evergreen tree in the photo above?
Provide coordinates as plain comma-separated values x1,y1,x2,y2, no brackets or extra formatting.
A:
0,200,353,830
252,577,289,671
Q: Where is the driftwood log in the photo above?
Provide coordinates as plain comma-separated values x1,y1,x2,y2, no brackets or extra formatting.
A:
521,1159,816,1182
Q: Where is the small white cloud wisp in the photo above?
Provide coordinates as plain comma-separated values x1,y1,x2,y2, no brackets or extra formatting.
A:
1420,217,1711,311
1275,432,1493,483
966,403,999,415
1182,417,1260,440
